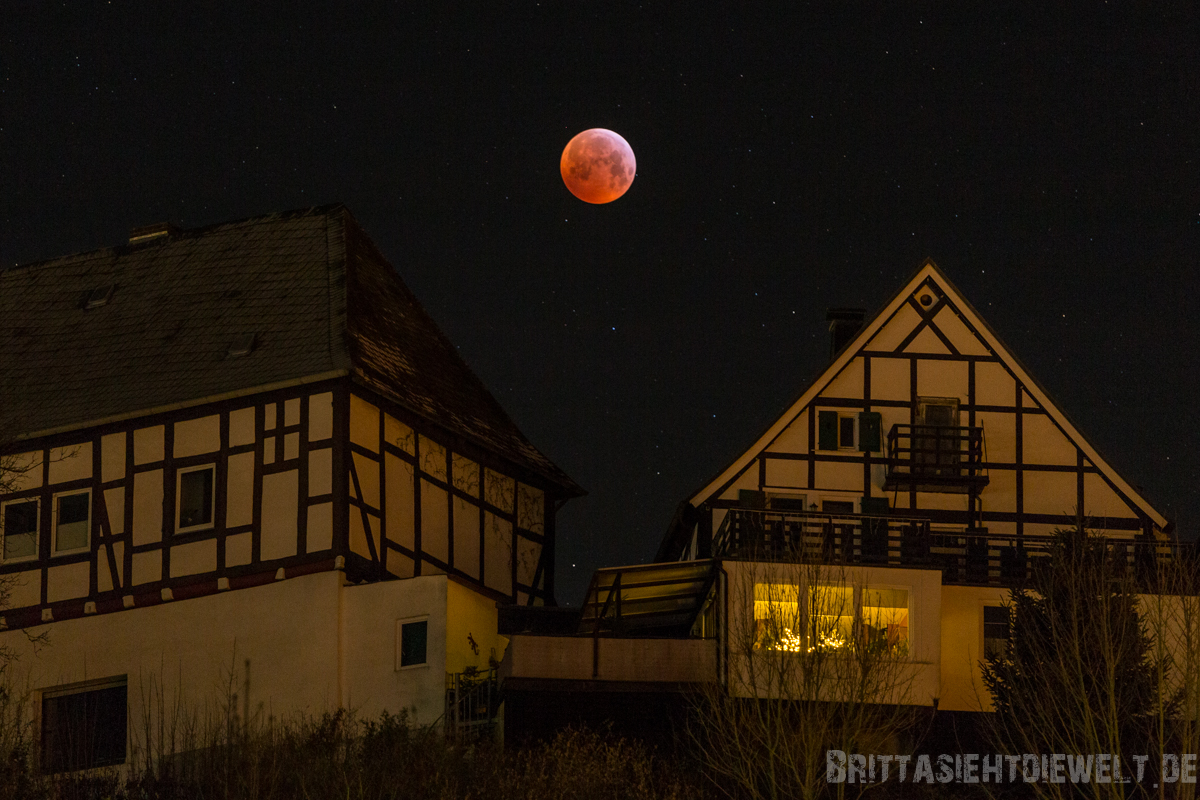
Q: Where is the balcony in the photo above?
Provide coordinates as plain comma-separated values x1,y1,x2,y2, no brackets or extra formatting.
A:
884,424,988,493
711,508,1176,587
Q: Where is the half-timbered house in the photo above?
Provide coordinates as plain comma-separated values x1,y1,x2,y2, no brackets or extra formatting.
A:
501,259,1173,736
0,205,581,770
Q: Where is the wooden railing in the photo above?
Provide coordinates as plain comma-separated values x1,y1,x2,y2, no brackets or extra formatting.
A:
712,509,1175,587
885,424,988,490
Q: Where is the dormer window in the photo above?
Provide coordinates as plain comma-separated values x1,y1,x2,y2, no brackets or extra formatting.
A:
83,285,115,309
227,333,257,358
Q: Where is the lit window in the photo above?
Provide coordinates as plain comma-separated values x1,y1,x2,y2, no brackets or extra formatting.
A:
810,584,856,651
2,498,38,560
862,587,910,650
751,583,908,653
983,605,1010,658
397,619,428,668
754,583,802,650
54,491,90,553
178,466,214,530
41,677,128,773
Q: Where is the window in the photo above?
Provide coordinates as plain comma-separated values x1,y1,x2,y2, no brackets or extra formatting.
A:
862,588,910,650
754,583,803,650
914,397,962,476
767,493,807,512
41,677,127,773
839,415,855,448
822,499,855,515
54,491,90,553
397,619,428,668
752,583,908,653
817,410,859,451
82,284,115,309
2,498,38,561
177,466,214,531
984,605,1010,658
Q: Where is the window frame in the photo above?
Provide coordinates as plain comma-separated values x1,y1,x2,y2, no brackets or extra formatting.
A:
52,488,92,556
1,496,40,563
816,409,859,452
175,463,216,533
982,604,1011,659
395,616,430,670
751,580,912,654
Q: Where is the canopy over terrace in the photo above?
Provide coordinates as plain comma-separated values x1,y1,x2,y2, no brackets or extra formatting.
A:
577,560,717,638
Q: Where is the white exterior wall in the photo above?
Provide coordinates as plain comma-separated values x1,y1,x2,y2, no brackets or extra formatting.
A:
0,569,499,758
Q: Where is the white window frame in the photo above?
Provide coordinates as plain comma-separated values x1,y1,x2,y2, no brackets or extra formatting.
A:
395,615,431,671
837,412,858,451
52,488,92,555
1,496,40,563
176,464,216,533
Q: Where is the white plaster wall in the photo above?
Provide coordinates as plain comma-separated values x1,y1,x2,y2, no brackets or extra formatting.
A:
938,584,1009,712
340,574,448,725
1,571,344,756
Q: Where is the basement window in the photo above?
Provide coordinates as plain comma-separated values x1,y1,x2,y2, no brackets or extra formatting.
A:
83,285,115,309
1,498,38,561
397,618,429,669
53,490,90,553
177,465,215,531
41,677,128,773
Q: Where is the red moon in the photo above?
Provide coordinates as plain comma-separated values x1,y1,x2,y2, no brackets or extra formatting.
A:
560,129,636,204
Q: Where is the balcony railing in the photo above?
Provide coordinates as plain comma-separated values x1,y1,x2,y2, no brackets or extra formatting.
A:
885,424,988,492
712,508,1179,587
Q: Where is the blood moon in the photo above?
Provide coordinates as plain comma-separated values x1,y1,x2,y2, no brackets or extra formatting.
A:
560,129,636,204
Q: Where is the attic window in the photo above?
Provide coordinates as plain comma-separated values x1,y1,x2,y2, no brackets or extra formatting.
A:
227,334,257,358
84,285,115,309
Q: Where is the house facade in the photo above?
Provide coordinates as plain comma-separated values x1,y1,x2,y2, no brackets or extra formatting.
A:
0,206,580,770
501,260,1173,734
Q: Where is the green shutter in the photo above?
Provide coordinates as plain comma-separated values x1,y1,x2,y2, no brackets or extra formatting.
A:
738,490,766,509
858,411,882,452
818,410,838,450
861,496,889,516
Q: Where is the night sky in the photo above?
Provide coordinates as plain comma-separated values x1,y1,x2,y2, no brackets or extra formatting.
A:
3,4,1197,605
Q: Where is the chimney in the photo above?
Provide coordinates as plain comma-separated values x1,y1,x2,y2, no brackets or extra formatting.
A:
827,308,866,359
129,222,179,244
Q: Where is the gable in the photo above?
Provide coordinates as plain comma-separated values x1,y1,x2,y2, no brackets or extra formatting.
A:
689,260,1167,531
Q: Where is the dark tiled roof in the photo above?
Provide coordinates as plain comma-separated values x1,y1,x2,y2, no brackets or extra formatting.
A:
0,205,580,494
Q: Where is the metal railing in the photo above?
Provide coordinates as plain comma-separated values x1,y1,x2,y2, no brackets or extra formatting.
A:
445,667,499,742
712,508,1179,587
885,424,988,488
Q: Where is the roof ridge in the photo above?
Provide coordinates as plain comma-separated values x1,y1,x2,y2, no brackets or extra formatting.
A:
5,203,348,275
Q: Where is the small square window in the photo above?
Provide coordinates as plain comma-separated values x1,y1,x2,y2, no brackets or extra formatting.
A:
2,499,38,560
398,620,428,668
41,678,127,773
178,466,214,530
55,491,90,553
